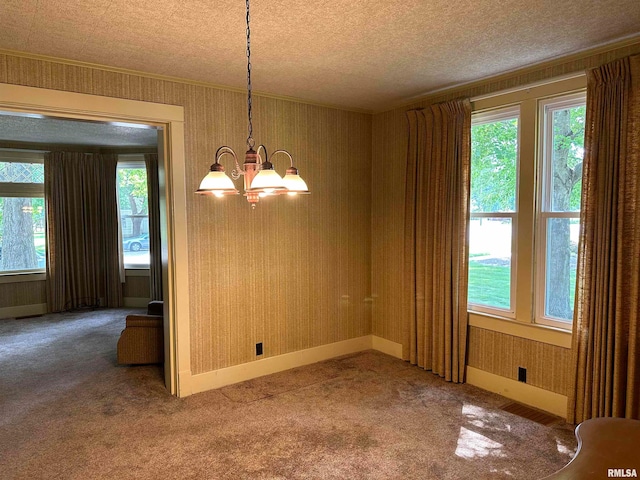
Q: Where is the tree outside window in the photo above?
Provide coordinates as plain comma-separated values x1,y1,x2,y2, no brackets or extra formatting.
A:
538,96,585,325
117,161,149,268
0,159,45,273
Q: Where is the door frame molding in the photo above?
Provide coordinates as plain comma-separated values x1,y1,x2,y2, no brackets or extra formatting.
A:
0,83,192,396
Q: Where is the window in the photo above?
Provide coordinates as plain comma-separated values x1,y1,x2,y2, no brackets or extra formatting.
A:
0,151,46,274
468,106,519,315
117,157,149,268
536,95,585,328
468,78,586,331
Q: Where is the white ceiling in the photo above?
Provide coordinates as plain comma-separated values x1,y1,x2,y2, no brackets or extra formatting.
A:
0,113,159,147
1,0,639,111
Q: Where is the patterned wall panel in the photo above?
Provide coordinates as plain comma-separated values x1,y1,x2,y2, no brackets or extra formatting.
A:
467,327,571,395
0,53,372,374
0,281,46,308
122,275,151,299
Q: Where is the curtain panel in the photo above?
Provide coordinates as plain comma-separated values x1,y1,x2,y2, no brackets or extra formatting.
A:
145,153,163,301
404,99,471,383
569,54,640,422
45,152,123,312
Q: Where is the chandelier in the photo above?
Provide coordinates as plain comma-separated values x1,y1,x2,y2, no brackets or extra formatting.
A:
196,0,309,207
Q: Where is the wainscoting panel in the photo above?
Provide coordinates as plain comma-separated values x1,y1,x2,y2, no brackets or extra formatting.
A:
0,280,46,309
467,326,571,396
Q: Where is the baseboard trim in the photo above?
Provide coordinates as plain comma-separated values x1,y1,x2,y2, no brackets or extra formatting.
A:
466,366,568,419
0,303,47,320
178,369,193,397
190,335,403,395
191,335,371,394
372,335,403,359
123,297,150,308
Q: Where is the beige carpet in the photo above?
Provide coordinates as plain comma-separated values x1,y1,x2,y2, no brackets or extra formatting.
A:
0,309,576,479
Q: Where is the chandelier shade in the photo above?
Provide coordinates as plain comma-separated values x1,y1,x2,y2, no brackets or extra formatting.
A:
195,0,309,207
248,162,286,192
196,165,240,197
282,167,310,194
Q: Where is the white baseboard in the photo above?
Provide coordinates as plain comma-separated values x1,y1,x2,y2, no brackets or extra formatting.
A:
178,369,193,397
372,335,403,359
0,303,47,320
466,366,568,419
190,335,404,395
123,297,150,308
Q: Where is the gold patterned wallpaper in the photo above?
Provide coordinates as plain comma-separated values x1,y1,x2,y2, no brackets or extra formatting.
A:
467,327,570,395
0,53,372,374
122,276,151,299
0,281,46,309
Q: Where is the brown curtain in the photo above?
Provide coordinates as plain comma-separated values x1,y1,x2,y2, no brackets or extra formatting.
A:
45,152,123,312
568,55,640,423
144,153,163,301
404,99,471,383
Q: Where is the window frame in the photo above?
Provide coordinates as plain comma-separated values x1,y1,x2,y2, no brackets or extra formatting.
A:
468,105,521,318
467,75,587,346
535,92,586,329
0,150,46,275
116,155,150,270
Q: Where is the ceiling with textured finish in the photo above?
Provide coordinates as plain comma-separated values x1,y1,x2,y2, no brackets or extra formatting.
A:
0,0,639,111
0,113,158,147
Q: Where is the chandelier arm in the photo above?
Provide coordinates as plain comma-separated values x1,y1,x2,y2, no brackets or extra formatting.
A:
256,144,269,165
214,146,244,180
270,149,295,167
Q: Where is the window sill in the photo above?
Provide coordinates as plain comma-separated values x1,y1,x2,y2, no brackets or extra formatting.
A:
0,271,46,284
468,311,572,349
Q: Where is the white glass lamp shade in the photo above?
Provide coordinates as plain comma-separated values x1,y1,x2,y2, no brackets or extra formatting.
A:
282,172,309,194
249,168,285,192
196,170,239,196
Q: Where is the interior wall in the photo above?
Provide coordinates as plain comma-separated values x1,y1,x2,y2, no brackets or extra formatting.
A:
0,52,372,374
122,274,150,300
0,280,46,309
0,273,148,316
371,41,640,393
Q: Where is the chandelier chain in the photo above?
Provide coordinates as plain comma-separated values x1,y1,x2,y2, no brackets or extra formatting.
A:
246,0,254,149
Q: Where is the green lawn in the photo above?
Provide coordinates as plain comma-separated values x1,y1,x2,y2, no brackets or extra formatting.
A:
468,262,511,309
468,260,577,313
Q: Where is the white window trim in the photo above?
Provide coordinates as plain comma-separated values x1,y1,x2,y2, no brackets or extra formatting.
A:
535,93,586,329
468,105,520,318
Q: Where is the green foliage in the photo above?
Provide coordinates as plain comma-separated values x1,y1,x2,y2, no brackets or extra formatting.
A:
552,105,585,211
470,118,518,212
117,168,148,214
471,106,585,213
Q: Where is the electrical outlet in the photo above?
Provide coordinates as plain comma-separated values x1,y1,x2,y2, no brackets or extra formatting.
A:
256,342,263,356
518,366,527,383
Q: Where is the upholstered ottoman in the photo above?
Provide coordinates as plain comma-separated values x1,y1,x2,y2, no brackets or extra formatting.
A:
116,302,164,365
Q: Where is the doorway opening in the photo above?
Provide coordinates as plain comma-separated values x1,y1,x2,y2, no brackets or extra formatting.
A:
0,83,191,396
